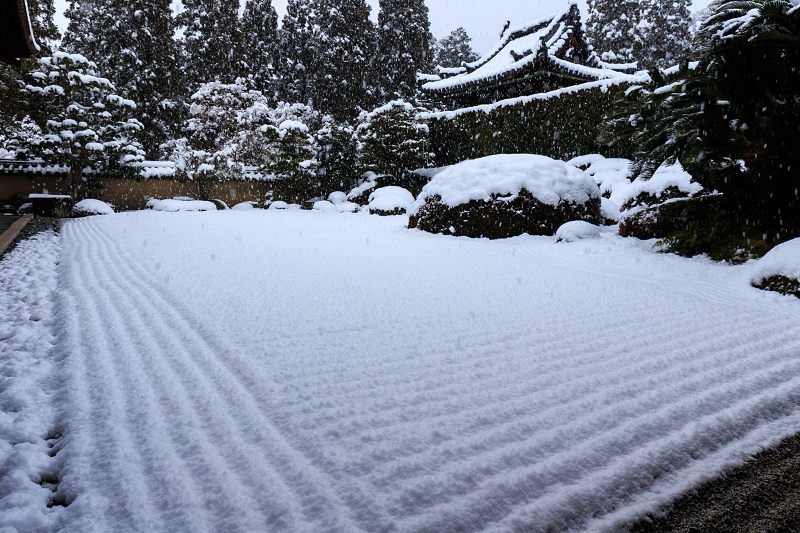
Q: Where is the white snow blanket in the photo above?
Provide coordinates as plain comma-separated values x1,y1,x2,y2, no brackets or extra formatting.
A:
2,211,800,533
368,186,415,213
752,237,800,285
413,154,599,215
72,199,114,216
145,198,217,212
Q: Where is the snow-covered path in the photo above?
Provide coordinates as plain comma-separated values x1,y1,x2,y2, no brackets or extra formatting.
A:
5,210,800,532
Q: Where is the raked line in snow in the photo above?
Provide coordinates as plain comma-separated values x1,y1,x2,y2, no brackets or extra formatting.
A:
41,211,800,532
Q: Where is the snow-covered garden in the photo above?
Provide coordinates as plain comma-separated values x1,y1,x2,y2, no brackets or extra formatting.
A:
1,207,799,532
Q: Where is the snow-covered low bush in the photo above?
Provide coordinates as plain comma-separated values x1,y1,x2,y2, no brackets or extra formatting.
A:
145,198,217,212
556,221,602,242
71,199,115,217
313,200,338,213
751,238,800,298
367,187,415,216
347,173,378,206
409,154,602,239
231,201,257,211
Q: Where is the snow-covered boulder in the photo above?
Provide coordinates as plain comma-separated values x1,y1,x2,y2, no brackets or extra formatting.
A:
231,201,257,211
751,238,800,298
313,200,338,213
72,199,114,217
145,198,217,212
409,154,602,239
268,201,289,210
367,186,415,216
556,221,602,242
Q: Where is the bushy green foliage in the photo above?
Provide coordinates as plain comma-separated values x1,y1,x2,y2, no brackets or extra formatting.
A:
428,84,631,166
262,121,319,203
357,101,432,188
604,0,800,241
315,123,361,195
434,27,480,68
409,191,602,239
753,276,800,298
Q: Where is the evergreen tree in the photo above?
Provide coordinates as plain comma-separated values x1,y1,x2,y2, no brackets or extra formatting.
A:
61,0,103,60
178,0,245,88
16,53,145,199
435,27,480,68
356,100,431,186
642,0,692,68
603,0,800,239
27,0,60,53
376,0,433,99
262,121,319,203
586,0,644,64
315,122,361,194
241,0,280,96
310,0,376,121
276,0,318,105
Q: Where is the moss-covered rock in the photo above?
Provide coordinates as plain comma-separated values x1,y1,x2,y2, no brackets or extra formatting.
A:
409,190,602,239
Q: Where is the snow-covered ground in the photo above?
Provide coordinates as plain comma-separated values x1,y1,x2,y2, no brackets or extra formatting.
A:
2,210,800,533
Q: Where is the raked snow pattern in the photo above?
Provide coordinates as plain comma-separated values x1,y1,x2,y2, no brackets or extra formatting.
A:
3,210,800,533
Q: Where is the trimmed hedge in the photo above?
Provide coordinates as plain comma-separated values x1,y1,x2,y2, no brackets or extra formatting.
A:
409,190,602,239
427,84,632,167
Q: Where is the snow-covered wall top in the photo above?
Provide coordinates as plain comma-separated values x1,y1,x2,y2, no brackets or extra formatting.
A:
0,159,269,181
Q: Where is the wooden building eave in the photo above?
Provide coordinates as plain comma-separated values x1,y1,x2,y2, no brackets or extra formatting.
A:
0,0,39,66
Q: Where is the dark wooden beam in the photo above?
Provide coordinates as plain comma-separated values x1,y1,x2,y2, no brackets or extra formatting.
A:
0,0,39,66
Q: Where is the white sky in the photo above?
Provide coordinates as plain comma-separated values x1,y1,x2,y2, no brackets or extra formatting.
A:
53,0,714,58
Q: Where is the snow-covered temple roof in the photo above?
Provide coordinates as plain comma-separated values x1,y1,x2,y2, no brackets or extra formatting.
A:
0,0,39,66
421,2,627,100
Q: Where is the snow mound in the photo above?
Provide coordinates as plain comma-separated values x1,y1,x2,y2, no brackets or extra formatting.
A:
347,174,378,204
368,187,415,214
601,198,621,223
268,201,290,210
337,202,361,213
313,200,338,213
231,201,257,211
145,198,217,212
568,154,633,200
556,220,602,242
328,191,347,205
414,154,600,213
752,238,800,285
72,199,114,216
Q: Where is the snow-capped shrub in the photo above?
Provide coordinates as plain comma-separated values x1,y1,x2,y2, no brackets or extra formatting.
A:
261,120,319,204
601,198,621,224
556,221,602,242
313,200,338,212
72,199,115,217
315,123,361,196
347,173,379,205
328,191,347,205
367,187,415,216
409,154,602,239
231,201,257,211
145,199,217,212
268,201,289,210
751,238,800,298
211,200,229,210
337,202,360,213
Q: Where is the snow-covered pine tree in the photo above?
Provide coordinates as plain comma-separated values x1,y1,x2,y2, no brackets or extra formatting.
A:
309,0,376,121
435,27,480,68
641,0,692,68
276,0,318,105
179,0,245,89
315,122,361,194
18,53,145,199
376,0,433,100
170,79,272,200
262,120,319,203
61,0,103,60
356,100,430,187
585,0,644,64
242,0,280,96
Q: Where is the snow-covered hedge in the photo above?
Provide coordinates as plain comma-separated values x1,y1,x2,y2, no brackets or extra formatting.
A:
409,154,602,238
71,199,115,217
426,82,633,167
751,238,800,298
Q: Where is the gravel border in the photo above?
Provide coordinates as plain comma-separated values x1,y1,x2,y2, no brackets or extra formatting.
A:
0,216,61,259
628,432,800,533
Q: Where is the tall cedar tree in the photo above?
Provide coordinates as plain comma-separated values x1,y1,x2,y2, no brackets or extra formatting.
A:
586,0,643,64
62,0,184,158
28,0,60,53
179,0,245,88
376,0,433,100
642,0,692,68
310,0,376,121
242,0,280,97
276,0,317,105
435,27,481,68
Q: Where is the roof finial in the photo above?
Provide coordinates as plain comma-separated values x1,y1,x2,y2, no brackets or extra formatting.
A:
500,20,511,38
